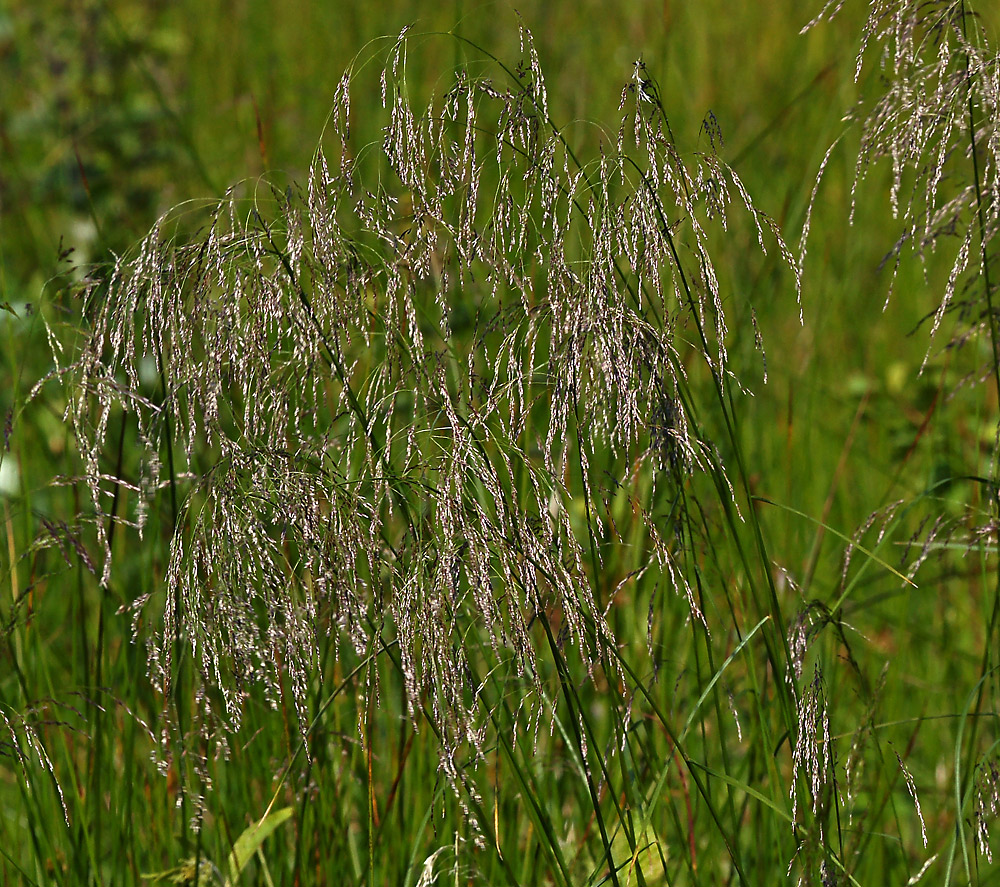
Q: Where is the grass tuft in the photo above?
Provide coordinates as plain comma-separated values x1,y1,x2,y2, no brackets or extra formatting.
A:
4,3,1000,885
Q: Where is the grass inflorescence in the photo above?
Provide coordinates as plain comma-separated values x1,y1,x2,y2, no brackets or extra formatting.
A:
3,2,1000,885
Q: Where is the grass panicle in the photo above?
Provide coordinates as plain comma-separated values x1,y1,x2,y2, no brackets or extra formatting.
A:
3,3,1000,885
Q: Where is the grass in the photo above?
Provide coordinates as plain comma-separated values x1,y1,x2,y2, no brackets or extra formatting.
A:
3,1,1000,885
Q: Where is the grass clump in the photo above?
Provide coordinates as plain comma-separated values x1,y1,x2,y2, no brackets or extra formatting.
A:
3,2,1000,885
67,17,797,820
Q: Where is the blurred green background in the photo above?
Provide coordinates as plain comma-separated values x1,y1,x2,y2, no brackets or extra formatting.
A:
0,0,857,290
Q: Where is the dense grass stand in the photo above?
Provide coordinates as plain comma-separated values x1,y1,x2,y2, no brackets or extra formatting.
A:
3,3,1000,885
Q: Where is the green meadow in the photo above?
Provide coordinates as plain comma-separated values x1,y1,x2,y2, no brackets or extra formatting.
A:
3,1,1000,884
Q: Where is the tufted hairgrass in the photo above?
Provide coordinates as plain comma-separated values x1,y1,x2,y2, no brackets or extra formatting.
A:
3,2,1000,885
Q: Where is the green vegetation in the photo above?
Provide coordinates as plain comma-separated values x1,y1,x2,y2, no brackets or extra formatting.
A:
3,1,1000,884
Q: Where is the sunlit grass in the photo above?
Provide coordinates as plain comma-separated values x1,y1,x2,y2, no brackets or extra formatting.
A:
2,2,1000,886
